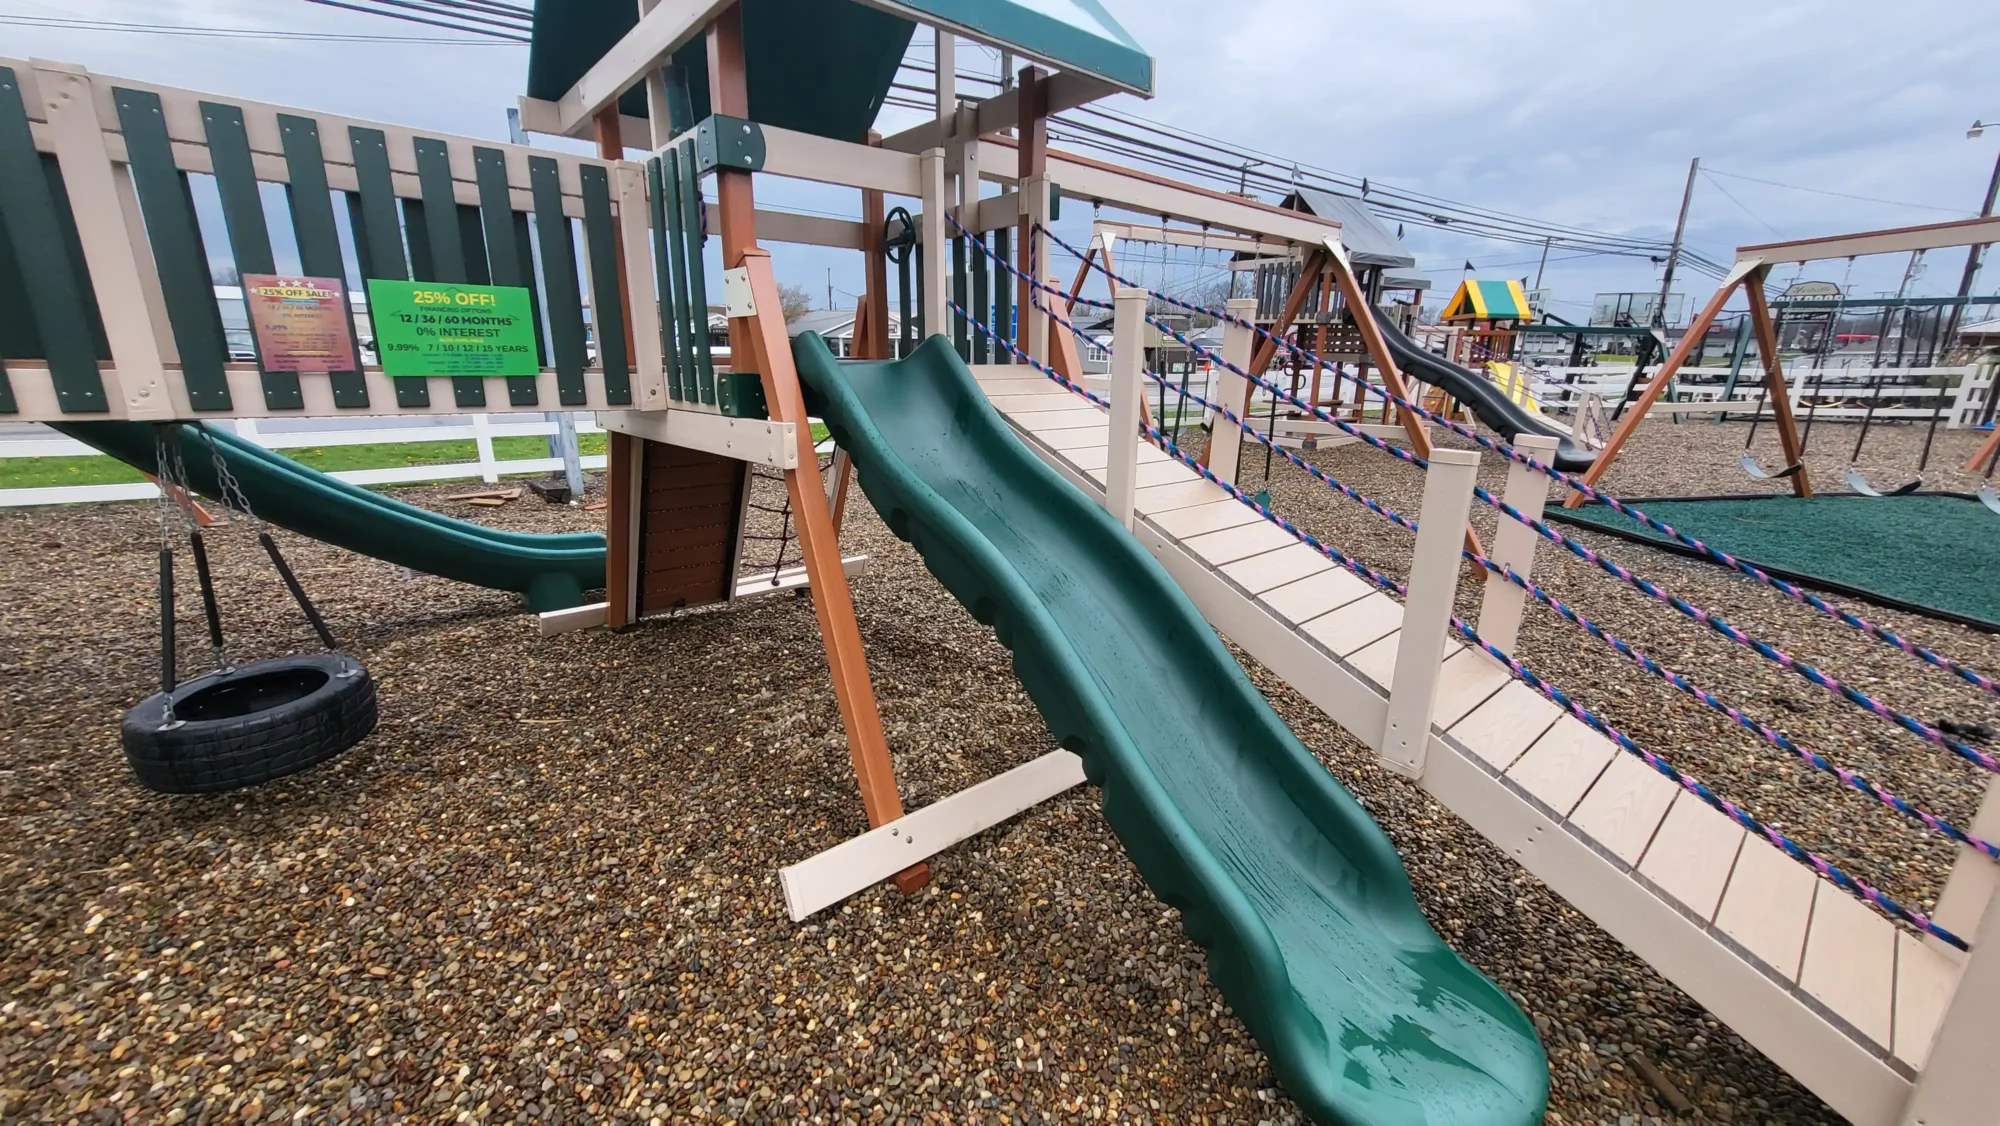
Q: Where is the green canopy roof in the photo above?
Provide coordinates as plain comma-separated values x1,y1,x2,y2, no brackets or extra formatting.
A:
526,0,1152,144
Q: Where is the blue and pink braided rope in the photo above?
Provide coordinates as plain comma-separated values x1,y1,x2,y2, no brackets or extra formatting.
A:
1030,287,2000,865
1034,221,2000,701
946,296,1967,949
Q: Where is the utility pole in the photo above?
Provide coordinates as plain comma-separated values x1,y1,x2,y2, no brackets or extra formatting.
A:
1533,236,1552,290
1655,157,1698,329
827,267,834,311
1947,128,2000,357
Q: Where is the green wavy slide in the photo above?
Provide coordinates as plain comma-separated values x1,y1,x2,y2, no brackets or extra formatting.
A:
52,422,604,611
795,333,1547,1126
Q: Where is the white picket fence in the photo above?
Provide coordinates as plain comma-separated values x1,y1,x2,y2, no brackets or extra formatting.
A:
1530,364,1994,426
0,414,606,508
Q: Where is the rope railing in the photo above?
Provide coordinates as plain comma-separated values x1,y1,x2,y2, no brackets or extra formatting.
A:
1034,221,2000,703
1022,284,2000,865
1005,222,2000,778
945,295,1967,950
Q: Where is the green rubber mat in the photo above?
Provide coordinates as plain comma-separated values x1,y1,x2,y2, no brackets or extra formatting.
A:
1556,494,2000,629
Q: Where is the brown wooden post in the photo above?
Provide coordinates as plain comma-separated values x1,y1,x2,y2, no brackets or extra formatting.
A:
860,132,890,358
1742,269,1813,498
1966,426,2000,474
706,3,925,892
594,106,643,627
1062,246,1097,314
1324,244,1486,565
1015,65,1047,340
1561,268,1753,507
1200,248,1325,468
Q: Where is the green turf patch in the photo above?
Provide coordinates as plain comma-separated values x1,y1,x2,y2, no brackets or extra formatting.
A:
1558,494,2000,627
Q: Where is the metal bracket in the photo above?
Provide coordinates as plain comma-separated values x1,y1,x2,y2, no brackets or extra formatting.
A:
694,114,765,173
721,267,756,318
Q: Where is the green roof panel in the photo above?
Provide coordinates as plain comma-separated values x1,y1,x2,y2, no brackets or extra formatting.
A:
527,0,1152,144
876,0,1152,94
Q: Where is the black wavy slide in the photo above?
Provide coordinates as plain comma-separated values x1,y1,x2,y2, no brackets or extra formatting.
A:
1372,318,1597,472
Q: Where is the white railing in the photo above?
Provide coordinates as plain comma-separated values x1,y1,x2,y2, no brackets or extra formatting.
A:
1530,364,1992,426
0,415,606,508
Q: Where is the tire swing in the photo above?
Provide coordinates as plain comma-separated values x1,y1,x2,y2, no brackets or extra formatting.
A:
122,424,376,794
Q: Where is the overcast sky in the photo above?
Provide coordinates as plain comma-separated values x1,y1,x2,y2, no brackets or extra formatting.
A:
9,0,2000,321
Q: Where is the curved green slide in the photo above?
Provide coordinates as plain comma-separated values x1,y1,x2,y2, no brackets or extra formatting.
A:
52,422,604,611
795,333,1547,1126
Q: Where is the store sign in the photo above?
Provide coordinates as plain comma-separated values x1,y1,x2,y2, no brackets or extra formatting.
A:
365,280,539,377
241,274,357,372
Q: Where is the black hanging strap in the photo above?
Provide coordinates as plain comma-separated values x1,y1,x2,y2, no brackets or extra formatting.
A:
259,531,339,651
158,546,176,695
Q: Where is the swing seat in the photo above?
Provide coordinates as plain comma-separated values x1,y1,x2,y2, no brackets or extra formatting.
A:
1980,485,2000,517
1844,467,1922,497
1740,453,1802,480
120,652,376,794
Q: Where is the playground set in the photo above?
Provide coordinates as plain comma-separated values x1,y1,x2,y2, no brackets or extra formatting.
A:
6,1,2000,1122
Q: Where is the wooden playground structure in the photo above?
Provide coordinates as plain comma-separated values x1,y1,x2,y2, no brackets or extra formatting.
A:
5,1,2000,1120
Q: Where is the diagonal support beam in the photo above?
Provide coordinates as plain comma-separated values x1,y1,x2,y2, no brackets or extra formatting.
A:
1562,256,1766,508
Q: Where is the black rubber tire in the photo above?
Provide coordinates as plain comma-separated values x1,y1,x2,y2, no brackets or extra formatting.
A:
121,653,377,794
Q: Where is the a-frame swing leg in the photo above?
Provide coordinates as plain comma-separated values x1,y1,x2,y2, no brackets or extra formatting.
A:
1322,238,1488,569
1742,267,1813,498
706,5,926,894
1562,257,1769,507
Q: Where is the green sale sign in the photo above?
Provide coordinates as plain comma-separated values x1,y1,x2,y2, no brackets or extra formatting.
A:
366,280,540,377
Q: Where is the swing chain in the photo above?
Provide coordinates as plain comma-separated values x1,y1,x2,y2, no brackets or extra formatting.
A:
196,424,261,532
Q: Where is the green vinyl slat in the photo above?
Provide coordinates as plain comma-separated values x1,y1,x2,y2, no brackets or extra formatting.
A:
200,101,300,410
472,147,538,407
971,233,989,364
578,165,629,406
0,66,106,412
401,199,434,280
411,137,482,407
649,156,685,401
952,235,968,360
512,211,547,368
0,355,13,413
114,87,232,411
276,114,367,408
345,127,419,406
346,128,408,279
993,226,1012,365
527,157,588,409
457,204,490,284
674,141,715,407
662,148,699,404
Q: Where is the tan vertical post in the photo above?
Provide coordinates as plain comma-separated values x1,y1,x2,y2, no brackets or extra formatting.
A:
1208,297,1258,485
1476,433,1559,654
1383,448,1482,778
919,149,948,340
1105,287,1147,529
705,3,924,893
593,106,644,627
1016,65,1049,364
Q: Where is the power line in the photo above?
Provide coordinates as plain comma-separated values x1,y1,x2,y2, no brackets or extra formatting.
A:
0,12,515,43
1704,167,1969,216
1698,169,1784,238
294,0,529,41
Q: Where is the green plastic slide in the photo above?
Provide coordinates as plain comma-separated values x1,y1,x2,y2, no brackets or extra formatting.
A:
52,422,604,611
794,333,1547,1126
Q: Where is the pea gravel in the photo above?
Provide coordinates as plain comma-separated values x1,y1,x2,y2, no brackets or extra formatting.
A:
5,420,1994,1123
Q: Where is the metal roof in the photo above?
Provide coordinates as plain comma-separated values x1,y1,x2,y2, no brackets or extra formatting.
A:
1282,188,1417,270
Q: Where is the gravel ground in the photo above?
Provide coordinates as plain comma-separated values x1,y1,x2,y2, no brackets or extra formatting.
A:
4,416,1994,1124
